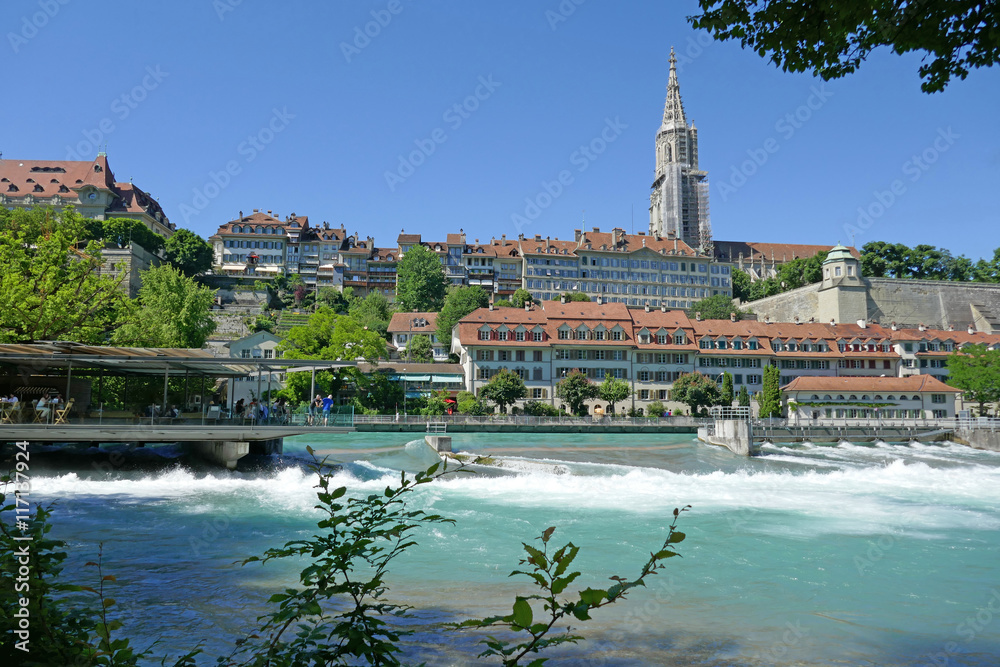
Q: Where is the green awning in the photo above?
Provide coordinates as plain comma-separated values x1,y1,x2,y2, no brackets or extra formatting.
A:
432,375,463,383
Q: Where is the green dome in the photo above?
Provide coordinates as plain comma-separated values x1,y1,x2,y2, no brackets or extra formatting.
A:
823,243,855,264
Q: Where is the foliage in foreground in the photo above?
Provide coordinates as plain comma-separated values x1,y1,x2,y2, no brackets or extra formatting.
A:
1,456,689,666
690,0,999,93
456,507,688,665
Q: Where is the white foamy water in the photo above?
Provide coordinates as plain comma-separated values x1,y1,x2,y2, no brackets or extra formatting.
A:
18,435,1000,666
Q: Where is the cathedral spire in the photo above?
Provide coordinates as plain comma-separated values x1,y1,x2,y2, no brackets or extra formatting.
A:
661,47,687,128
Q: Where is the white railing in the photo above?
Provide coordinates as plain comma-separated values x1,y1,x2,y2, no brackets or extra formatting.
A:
350,414,704,427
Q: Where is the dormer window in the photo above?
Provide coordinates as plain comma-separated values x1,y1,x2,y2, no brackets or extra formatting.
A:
674,333,686,345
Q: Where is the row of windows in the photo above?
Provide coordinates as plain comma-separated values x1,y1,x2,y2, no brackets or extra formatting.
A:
700,339,761,350
477,350,545,362
838,360,893,369
635,353,690,364
223,254,282,264
479,330,546,342
902,359,948,368
556,367,628,380
779,359,832,370
225,239,285,250
635,370,686,383
698,357,765,368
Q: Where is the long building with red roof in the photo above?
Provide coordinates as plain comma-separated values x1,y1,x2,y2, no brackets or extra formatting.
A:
0,153,173,237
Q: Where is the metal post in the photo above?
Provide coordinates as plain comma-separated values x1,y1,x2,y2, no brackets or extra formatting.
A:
162,365,169,419
64,360,73,403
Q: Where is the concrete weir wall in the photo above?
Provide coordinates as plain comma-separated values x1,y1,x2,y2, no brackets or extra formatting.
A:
950,429,1000,452
190,441,250,469
698,420,752,456
424,435,452,453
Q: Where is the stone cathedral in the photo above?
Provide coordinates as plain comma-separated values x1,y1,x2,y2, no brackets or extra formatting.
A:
649,48,711,251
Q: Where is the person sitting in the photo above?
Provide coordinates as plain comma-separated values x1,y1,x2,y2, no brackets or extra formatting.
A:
36,394,52,422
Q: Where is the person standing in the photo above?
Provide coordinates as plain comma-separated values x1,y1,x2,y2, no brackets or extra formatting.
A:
321,394,334,426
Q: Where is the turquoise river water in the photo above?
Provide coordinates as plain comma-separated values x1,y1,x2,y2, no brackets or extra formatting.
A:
20,432,1000,665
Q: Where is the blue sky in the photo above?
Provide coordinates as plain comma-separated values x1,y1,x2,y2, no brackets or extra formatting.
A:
3,0,998,259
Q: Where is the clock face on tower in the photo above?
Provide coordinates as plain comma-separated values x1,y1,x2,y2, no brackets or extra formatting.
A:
88,192,97,200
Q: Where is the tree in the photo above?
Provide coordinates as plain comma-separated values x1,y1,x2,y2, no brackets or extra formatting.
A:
479,368,527,414
99,217,165,254
493,299,513,308
946,344,1000,415
646,400,666,417
407,334,434,363
758,364,783,418
395,244,447,312
690,0,1000,93
113,264,218,348
0,207,129,343
732,268,753,302
348,291,392,339
688,294,750,320
436,285,489,344
598,373,632,414
556,371,599,416
164,228,213,276
280,307,387,362
456,390,490,415
561,292,591,302
669,372,721,416
317,286,353,314
721,372,734,406
511,288,534,308
738,385,751,407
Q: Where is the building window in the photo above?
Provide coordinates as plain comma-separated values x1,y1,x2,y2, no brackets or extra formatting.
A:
674,334,685,345
499,331,508,341
559,330,570,340
264,349,273,359
516,331,525,342
612,330,623,341
639,390,650,400
479,330,490,341
595,330,605,341
498,351,510,361
612,350,625,361
241,349,251,358
931,394,946,404
638,371,650,382
532,388,547,399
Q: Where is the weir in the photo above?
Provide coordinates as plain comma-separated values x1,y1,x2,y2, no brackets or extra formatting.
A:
699,411,957,456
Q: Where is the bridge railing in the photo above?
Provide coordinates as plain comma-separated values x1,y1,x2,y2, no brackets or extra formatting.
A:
349,414,705,428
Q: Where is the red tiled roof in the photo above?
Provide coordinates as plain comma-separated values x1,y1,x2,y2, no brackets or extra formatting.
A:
782,375,960,393
0,155,168,225
715,241,860,263
387,312,438,333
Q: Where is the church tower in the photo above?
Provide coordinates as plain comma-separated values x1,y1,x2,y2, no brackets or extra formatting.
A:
649,48,711,251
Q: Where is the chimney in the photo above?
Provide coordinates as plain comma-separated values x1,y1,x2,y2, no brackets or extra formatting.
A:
592,226,600,233
730,312,737,322
891,321,897,331
525,301,531,311
695,312,702,321
829,319,835,326
574,229,582,242
858,320,867,329
948,323,955,331
238,210,243,218
794,316,800,324
968,324,975,334
489,303,494,311
661,304,667,313
596,295,603,305
918,323,927,331
644,303,650,312
808,317,815,323
560,294,567,304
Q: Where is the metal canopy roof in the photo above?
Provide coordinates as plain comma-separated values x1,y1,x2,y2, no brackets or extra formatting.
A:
0,343,357,378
